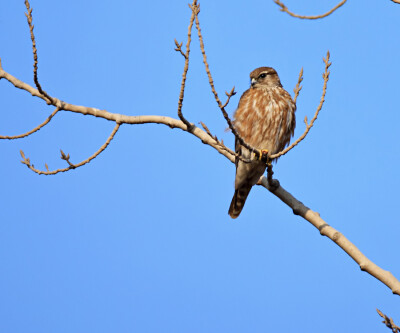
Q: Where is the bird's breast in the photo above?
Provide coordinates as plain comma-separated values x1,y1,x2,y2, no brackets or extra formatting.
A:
233,87,296,153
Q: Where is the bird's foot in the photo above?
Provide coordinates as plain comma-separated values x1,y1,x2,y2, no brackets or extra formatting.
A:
255,149,269,163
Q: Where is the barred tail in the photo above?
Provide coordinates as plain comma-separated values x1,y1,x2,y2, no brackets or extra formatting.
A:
228,185,252,219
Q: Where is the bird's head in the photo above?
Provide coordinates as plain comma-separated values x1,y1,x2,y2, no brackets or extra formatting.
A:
250,67,282,88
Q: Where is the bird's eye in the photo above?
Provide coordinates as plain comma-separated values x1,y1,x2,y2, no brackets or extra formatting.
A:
259,73,267,79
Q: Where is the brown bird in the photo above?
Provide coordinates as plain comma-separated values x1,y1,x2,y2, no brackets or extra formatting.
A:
228,67,296,219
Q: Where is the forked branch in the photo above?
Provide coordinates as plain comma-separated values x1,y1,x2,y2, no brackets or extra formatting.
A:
270,52,331,159
19,123,121,175
193,9,263,160
273,0,347,19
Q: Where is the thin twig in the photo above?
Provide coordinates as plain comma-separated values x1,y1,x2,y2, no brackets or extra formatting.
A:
193,9,262,160
293,67,303,104
0,107,59,140
199,121,221,144
174,39,186,58
273,0,347,20
200,120,252,163
20,123,121,175
24,0,53,104
199,121,229,156
222,87,236,108
270,51,331,159
377,309,400,332
176,0,199,130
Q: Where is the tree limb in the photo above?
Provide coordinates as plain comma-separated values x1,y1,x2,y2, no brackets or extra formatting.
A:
261,177,400,296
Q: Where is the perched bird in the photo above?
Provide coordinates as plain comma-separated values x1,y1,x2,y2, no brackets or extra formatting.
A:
228,67,296,219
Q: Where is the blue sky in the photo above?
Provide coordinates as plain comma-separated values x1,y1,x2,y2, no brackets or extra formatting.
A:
1,0,399,332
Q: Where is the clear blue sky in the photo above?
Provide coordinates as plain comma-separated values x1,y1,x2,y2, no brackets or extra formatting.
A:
1,0,399,332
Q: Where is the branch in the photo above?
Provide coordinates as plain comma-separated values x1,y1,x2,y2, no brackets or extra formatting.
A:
391,0,400,4
260,177,400,296
0,106,59,140
193,7,263,160
19,123,121,175
377,309,400,332
24,0,53,104
222,86,237,108
270,51,331,159
174,2,250,163
175,0,200,130
293,67,303,104
174,39,186,58
0,65,236,165
273,0,347,20
200,121,236,156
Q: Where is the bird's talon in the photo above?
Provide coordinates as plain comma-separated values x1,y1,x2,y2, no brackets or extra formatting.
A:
260,149,269,162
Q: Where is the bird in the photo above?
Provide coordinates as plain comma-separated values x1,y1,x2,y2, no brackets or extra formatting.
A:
228,67,296,219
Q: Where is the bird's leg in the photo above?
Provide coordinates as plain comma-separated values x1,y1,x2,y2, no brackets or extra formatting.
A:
266,161,280,190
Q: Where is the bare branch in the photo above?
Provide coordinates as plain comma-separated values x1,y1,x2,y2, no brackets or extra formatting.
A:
391,0,400,4
222,86,236,108
24,0,53,104
193,9,263,160
377,309,400,332
176,0,200,130
273,0,347,20
20,123,121,175
200,120,253,163
260,177,400,296
0,107,59,140
199,121,241,158
0,65,237,162
270,51,331,159
293,67,303,104
199,121,220,143
174,39,186,58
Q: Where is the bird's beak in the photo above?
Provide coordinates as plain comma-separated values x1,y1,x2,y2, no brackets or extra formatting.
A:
251,78,257,87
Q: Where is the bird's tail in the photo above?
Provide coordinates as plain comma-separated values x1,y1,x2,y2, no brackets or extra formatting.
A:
228,185,252,219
